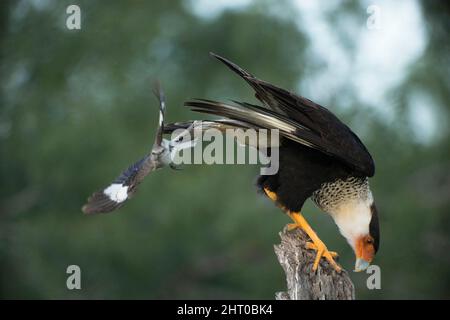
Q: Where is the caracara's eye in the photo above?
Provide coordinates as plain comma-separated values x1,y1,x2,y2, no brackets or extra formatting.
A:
177,136,184,142
366,238,374,244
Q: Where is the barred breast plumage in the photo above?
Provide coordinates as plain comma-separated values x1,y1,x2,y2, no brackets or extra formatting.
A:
311,177,371,214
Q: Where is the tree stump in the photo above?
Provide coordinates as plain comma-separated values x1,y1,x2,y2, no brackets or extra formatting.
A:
274,227,355,300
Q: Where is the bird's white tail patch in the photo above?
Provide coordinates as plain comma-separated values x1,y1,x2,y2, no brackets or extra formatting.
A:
103,183,129,203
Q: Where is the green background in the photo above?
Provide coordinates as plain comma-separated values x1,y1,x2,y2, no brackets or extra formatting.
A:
1,0,449,299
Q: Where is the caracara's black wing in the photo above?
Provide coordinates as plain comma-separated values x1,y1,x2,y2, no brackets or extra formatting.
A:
207,53,375,177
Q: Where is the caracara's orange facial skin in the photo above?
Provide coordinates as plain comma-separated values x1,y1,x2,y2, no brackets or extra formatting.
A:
355,235,376,262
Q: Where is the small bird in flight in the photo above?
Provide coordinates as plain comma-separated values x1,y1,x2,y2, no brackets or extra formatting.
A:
83,54,380,273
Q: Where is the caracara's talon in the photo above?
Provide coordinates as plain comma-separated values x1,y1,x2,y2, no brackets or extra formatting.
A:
305,241,341,272
286,223,299,231
306,242,339,258
305,241,316,250
328,251,339,259
287,212,341,272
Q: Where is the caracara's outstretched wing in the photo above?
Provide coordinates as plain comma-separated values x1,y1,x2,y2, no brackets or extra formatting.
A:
82,84,170,214
207,53,375,177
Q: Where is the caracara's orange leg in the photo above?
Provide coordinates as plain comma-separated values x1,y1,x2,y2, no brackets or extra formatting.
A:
264,188,278,202
262,187,341,272
288,212,341,273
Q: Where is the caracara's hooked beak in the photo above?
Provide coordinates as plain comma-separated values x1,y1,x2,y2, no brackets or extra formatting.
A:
354,257,371,272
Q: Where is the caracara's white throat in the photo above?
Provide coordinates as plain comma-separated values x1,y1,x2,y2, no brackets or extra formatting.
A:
329,197,373,249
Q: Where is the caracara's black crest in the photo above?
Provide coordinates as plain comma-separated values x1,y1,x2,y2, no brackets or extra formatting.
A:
369,203,380,253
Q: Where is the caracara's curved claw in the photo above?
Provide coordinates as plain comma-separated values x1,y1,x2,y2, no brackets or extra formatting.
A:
306,242,339,258
305,241,341,272
288,212,342,273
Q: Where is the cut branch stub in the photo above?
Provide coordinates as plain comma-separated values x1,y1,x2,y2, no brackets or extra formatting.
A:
274,227,355,300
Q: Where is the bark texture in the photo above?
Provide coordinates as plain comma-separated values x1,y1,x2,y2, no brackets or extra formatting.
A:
274,227,355,300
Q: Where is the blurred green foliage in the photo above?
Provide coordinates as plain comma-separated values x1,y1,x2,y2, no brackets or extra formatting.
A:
0,0,449,299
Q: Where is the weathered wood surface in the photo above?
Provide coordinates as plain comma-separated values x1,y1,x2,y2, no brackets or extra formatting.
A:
274,227,355,300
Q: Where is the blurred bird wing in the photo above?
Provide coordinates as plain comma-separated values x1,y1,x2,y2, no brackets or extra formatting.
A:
82,153,159,214
82,83,170,214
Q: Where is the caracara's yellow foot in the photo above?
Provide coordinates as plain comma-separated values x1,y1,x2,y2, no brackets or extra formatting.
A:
305,242,339,258
286,223,299,231
306,240,341,273
287,212,342,273
287,222,341,272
